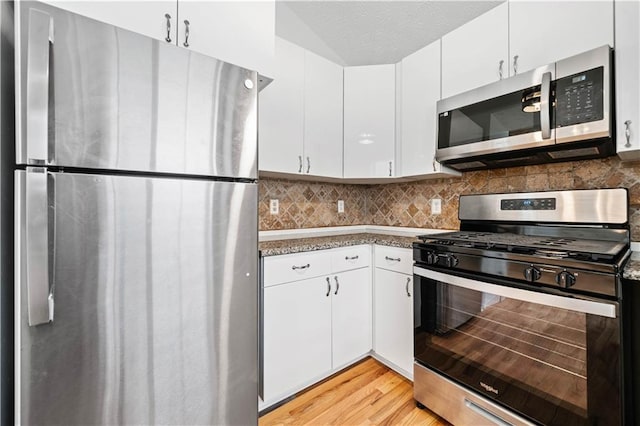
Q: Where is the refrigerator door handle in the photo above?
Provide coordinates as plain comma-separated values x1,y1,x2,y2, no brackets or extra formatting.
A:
26,8,53,164
25,169,53,326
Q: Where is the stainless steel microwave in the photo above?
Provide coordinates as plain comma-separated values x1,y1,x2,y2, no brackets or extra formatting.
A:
436,45,614,171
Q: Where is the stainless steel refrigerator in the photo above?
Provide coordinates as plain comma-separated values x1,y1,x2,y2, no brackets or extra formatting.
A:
11,2,259,424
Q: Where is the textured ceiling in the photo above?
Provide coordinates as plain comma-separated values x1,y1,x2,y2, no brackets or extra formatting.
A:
277,1,504,66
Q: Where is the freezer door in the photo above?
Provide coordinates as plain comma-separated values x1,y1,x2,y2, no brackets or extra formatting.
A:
16,169,258,425
16,1,257,179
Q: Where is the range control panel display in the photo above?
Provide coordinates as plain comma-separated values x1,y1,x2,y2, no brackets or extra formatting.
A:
555,66,604,127
501,198,556,210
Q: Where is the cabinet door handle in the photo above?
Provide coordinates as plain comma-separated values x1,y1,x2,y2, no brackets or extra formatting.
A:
183,19,190,47
513,55,519,75
298,155,302,173
164,13,172,43
306,156,311,174
498,59,504,80
405,277,411,297
291,263,310,270
625,120,632,148
432,157,437,172
385,256,401,262
326,277,331,297
345,255,359,261
334,276,340,295
388,161,392,177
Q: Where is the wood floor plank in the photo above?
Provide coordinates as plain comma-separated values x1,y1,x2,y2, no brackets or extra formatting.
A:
259,357,448,426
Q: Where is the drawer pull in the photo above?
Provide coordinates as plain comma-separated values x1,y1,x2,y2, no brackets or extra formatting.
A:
292,263,310,270
345,255,359,261
385,256,401,262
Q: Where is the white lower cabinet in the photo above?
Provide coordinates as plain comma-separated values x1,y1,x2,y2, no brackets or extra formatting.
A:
373,268,413,377
262,246,372,407
331,268,372,368
373,246,414,378
263,276,332,402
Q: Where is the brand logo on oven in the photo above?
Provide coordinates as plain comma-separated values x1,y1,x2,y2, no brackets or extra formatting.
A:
480,382,499,395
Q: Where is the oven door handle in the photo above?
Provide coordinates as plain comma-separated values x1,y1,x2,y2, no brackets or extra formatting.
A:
413,266,617,318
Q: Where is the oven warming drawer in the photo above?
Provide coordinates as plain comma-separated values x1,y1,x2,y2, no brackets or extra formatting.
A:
414,363,535,426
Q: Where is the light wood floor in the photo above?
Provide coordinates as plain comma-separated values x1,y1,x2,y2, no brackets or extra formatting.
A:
259,357,450,426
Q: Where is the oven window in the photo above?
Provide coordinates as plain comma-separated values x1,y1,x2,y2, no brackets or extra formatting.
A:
438,87,544,149
414,276,621,425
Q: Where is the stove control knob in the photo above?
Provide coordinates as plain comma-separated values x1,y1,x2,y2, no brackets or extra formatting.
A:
523,266,541,282
442,254,459,268
556,270,576,288
425,252,438,265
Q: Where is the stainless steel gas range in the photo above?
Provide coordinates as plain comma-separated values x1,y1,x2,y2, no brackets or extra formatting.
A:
412,189,631,426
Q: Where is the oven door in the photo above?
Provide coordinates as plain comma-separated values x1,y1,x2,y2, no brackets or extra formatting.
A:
413,266,622,426
436,63,556,167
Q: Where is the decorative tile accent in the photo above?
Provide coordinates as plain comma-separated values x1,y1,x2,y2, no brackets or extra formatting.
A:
260,157,640,241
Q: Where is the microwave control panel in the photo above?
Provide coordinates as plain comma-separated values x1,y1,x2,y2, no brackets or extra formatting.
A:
555,67,604,127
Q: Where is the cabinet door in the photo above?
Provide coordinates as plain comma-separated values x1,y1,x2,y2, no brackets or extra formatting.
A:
177,1,275,77
331,268,372,368
399,40,460,178
304,50,344,178
441,3,508,98
41,1,177,43
258,37,305,174
615,0,640,160
374,269,413,376
509,1,613,76
343,64,396,178
263,277,332,402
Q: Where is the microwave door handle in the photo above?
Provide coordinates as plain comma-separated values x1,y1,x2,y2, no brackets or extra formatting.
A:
26,8,54,164
540,71,552,139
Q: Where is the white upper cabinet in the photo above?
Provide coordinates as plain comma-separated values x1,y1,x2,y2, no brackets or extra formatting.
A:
177,1,275,77
615,0,640,160
398,40,459,178
304,50,344,178
441,3,508,99
343,64,396,178
259,38,305,174
509,1,613,76
41,1,275,78
40,1,178,43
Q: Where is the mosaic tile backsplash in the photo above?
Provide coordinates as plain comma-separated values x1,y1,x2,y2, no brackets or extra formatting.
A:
259,157,640,240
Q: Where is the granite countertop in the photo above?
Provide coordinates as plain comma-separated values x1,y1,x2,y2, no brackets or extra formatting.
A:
623,251,640,280
259,233,418,256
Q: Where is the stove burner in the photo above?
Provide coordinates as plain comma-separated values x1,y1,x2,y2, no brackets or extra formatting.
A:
534,249,572,258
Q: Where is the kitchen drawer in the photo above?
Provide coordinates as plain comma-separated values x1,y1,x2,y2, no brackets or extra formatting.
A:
331,245,371,273
374,246,413,274
263,251,332,287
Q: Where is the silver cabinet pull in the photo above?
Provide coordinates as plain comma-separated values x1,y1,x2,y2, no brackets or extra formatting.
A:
291,263,310,270
625,120,632,148
183,19,190,47
540,71,552,139
385,256,401,262
306,156,311,173
334,276,340,295
432,157,437,172
326,277,331,297
26,9,53,165
164,13,172,43
388,161,392,177
498,59,504,80
345,255,359,260
513,55,519,75
22,169,54,326
298,155,302,173
405,277,411,297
